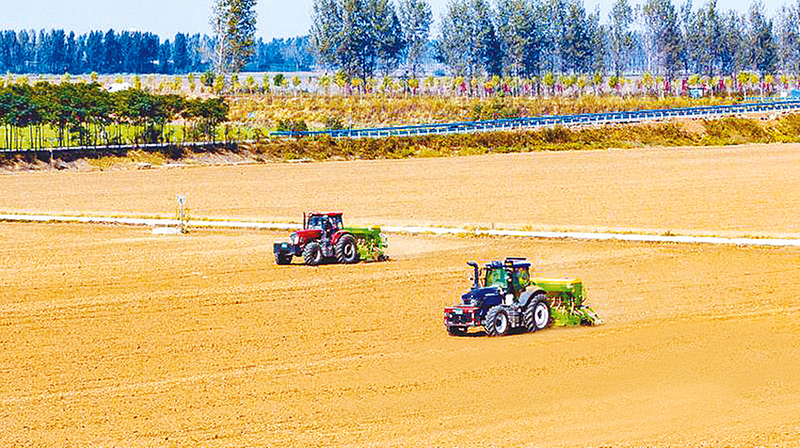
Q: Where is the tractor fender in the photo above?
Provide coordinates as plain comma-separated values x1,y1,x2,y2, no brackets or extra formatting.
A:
519,289,548,309
331,230,352,245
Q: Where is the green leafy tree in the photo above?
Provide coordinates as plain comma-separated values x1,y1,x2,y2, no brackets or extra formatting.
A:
319,74,332,94
542,0,569,73
213,73,226,94
310,0,375,82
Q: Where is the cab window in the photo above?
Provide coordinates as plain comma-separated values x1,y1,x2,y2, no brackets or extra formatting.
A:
307,215,323,229
485,268,508,289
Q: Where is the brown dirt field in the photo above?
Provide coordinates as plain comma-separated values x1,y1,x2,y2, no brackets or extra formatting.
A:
1,144,799,238
2,143,799,446
1,223,799,447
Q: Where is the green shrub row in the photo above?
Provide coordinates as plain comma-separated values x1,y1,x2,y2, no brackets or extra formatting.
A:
0,82,229,149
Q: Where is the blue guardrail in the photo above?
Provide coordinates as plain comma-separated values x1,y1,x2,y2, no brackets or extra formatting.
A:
271,99,800,139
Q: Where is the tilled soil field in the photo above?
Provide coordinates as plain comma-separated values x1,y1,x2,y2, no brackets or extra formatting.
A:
1,144,799,238
1,223,799,447
2,144,800,446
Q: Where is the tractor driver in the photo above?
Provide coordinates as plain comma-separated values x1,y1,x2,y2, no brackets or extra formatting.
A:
321,216,333,239
319,216,335,254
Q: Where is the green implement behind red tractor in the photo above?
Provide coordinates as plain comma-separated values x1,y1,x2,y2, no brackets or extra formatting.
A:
443,258,602,336
273,212,388,266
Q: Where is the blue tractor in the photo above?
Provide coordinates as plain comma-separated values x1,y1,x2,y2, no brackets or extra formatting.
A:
443,257,601,337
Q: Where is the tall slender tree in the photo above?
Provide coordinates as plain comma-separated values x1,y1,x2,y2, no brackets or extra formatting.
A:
310,0,343,70
398,0,432,77
337,0,375,80
719,11,746,76
85,31,104,73
210,0,258,74
497,0,543,78
438,0,500,78
777,0,800,74
749,1,777,75
103,29,121,73
561,1,593,74
642,0,683,80
587,9,606,75
370,0,405,76
608,0,634,77
173,33,190,73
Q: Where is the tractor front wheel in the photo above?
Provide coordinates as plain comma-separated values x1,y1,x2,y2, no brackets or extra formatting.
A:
447,326,467,337
335,234,360,264
302,242,323,266
274,252,292,265
524,295,550,332
484,306,510,337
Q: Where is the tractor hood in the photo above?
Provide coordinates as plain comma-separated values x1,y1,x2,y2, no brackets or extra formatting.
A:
461,286,502,305
294,229,321,242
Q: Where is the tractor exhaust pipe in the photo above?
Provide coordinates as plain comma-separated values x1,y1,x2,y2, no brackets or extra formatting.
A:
467,262,480,289
303,212,306,229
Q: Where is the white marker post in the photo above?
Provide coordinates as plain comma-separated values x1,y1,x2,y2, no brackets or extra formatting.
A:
177,193,188,234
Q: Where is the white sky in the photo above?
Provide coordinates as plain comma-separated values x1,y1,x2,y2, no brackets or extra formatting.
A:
0,0,789,41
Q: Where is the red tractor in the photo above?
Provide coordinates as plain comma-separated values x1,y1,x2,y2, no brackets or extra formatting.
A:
273,212,387,266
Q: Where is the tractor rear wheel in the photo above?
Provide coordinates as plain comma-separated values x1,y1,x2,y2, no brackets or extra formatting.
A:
484,306,510,337
302,242,323,266
524,295,550,332
335,234,360,264
274,252,292,265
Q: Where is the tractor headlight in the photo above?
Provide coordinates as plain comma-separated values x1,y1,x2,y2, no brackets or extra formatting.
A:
289,233,299,245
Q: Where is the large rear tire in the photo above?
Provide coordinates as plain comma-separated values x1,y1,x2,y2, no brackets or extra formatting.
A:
523,293,544,332
484,306,510,337
302,242,323,266
524,295,550,332
335,234,360,264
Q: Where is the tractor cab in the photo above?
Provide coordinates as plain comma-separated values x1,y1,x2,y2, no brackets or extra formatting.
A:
476,258,531,301
305,212,343,235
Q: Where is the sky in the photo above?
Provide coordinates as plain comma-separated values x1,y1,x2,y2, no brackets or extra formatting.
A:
0,0,790,41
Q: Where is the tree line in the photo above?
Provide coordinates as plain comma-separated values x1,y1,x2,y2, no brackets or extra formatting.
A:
0,29,315,75
310,0,800,84
0,81,229,149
